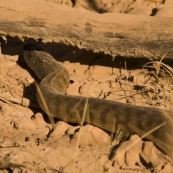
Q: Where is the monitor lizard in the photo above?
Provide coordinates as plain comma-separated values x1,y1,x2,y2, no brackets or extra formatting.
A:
23,42,173,160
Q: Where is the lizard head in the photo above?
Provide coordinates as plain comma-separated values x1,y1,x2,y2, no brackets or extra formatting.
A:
23,42,61,80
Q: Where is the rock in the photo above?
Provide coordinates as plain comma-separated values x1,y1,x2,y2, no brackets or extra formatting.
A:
62,61,88,76
161,163,173,173
127,6,153,16
79,81,102,97
147,2,157,8
79,80,112,98
154,5,173,17
1,104,15,116
66,81,85,96
74,0,112,13
106,90,127,103
90,125,110,144
164,0,173,5
4,55,19,62
66,125,80,135
45,0,73,6
81,155,110,173
111,135,143,167
12,113,37,130
141,141,160,166
70,73,84,83
33,112,51,126
49,121,70,138
107,4,121,13
92,0,112,13
97,74,118,83
86,65,112,81
130,69,148,84
71,124,110,148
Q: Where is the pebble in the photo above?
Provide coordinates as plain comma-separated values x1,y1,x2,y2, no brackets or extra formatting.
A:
154,5,173,17
49,121,70,138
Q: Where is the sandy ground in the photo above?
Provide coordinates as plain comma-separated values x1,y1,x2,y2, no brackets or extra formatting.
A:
45,0,173,17
0,0,173,172
0,44,173,173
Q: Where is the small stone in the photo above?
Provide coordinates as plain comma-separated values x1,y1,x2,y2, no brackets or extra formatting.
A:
13,116,37,130
4,55,19,62
32,113,48,126
71,125,110,148
66,126,80,136
127,6,153,16
164,0,173,5
141,141,161,166
49,121,70,138
161,163,173,173
79,81,102,97
70,73,84,83
66,81,84,96
154,5,173,17
111,135,143,167
1,104,14,116
86,65,112,81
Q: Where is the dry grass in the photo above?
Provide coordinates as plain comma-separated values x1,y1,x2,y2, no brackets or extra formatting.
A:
108,52,173,161
111,51,173,109
34,81,56,130
142,51,173,109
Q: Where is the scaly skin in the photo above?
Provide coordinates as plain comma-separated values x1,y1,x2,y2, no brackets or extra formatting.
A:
23,43,173,159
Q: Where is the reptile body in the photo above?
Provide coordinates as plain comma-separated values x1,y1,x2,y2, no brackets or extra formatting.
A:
23,43,173,159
